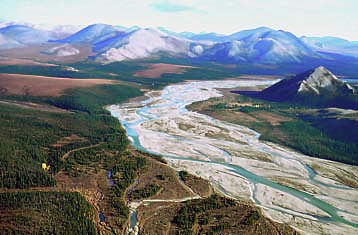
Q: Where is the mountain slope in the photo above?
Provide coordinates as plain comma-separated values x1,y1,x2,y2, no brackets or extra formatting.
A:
188,32,226,42
0,34,23,49
301,36,358,57
156,27,196,39
200,29,319,64
42,44,80,57
36,24,83,39
95,28,205,62
58,24,122,44
0,22,357,69
186,27,272,42
0,25,57,45
258,66,357,108
226,27,272,41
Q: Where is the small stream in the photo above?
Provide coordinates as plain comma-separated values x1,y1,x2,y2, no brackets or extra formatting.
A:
107,170,115,187
98,170,115,224
109,80,358,230
130,211,138,230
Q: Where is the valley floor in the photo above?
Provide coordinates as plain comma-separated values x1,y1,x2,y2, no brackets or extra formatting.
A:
109,79,358,235
0,77,299,235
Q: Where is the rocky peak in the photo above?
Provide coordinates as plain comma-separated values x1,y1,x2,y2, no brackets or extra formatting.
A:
298,66,355,95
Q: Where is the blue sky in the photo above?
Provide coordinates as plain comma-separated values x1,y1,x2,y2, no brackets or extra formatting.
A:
1,0,357,40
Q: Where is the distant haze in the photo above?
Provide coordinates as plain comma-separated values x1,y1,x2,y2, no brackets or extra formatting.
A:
1,0,357,40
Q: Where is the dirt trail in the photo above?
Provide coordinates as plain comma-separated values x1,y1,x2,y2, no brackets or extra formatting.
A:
177,176,200,198
61,143,102,161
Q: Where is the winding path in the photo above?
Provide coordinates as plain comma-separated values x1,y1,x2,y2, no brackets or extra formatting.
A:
61,143,102,160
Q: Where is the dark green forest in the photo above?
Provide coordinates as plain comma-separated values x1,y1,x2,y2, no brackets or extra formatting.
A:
131,183,161,200
0,191,96,234
173,195,236,234
108,153,146,220
0,84,141,188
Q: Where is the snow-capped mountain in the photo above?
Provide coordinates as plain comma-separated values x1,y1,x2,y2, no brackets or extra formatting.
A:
301,36,358,57
0,25,58,45
57,24,123,44
200,29,319,64
95,28,206,62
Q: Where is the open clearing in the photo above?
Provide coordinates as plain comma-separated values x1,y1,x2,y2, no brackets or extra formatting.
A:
0,73,117,97
0,44,92,63
0,57,57,66
0,100,71,113
134,63,195,78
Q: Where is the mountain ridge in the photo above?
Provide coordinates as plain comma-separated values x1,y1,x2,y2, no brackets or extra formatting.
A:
57,23,123,44
0,22,357,67
94,28,206,62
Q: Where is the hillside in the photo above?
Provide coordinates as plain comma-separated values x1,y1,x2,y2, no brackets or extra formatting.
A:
94,28,206,62
57,23,122,44
200,29,319,64
0,25,58,46
301,36,358,57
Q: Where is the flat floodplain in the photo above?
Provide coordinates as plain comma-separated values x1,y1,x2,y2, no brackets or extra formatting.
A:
0,73,117,97
109,79,358,235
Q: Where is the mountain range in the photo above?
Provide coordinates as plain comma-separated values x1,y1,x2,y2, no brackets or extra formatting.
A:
0,22,357,66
